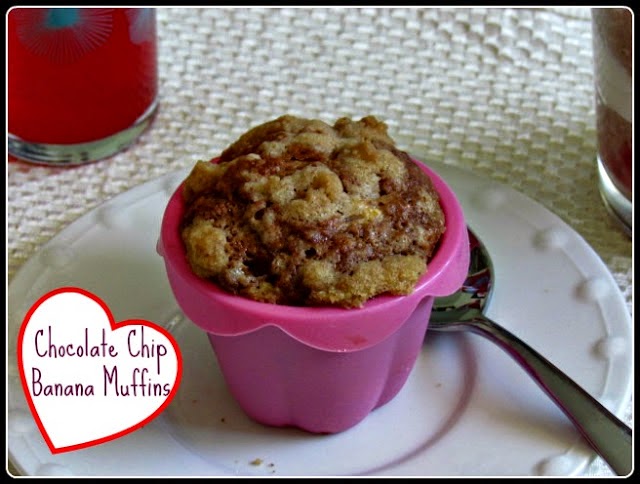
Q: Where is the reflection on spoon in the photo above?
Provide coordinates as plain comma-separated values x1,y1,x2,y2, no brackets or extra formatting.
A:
429,228,632,476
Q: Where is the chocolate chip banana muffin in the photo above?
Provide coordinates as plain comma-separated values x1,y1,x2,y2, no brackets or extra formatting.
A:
180,115,445,307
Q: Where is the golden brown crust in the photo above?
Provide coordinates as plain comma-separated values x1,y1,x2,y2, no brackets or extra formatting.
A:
181,115,445,307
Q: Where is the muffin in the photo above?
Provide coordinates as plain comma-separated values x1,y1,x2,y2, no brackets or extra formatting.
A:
158,116,469,433
179,115,446,308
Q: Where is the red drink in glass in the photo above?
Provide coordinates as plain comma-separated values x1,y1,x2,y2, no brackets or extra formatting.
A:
591,8,632,232
8,7,158,164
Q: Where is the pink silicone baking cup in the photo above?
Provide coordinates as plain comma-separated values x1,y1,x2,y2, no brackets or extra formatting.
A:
158,158,469,433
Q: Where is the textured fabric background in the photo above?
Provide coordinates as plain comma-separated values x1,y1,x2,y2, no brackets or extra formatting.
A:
7,7,632,477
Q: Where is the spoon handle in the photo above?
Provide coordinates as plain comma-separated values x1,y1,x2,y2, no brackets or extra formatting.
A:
467,316,632,476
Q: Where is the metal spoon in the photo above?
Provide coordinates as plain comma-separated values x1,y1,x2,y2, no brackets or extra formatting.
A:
429,228,632,476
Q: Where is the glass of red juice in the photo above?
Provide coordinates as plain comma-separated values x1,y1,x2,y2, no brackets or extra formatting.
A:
8,7,158,165
591,8,632,234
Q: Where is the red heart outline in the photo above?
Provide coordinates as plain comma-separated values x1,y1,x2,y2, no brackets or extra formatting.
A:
17,286,183,455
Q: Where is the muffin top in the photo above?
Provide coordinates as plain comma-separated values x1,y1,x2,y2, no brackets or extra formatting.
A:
180,115,445,308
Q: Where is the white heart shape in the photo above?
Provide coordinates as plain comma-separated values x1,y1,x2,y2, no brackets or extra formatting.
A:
18,287,182,454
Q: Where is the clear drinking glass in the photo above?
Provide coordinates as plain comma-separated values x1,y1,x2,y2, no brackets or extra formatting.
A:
7,7,158,165
591,8,632,233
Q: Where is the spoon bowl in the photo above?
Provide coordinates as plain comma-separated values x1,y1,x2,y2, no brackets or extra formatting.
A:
429,228,632,476
429,230,492,326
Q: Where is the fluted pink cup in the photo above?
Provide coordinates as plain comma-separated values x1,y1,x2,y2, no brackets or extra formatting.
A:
158,158,469,433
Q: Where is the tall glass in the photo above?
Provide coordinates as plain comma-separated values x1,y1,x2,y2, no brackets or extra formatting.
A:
7,8,158,165
591,8,632,233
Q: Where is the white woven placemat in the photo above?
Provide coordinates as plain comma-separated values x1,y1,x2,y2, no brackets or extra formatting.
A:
7,7,632,477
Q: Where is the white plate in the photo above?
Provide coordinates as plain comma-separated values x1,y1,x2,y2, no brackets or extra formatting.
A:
7,162,632,477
